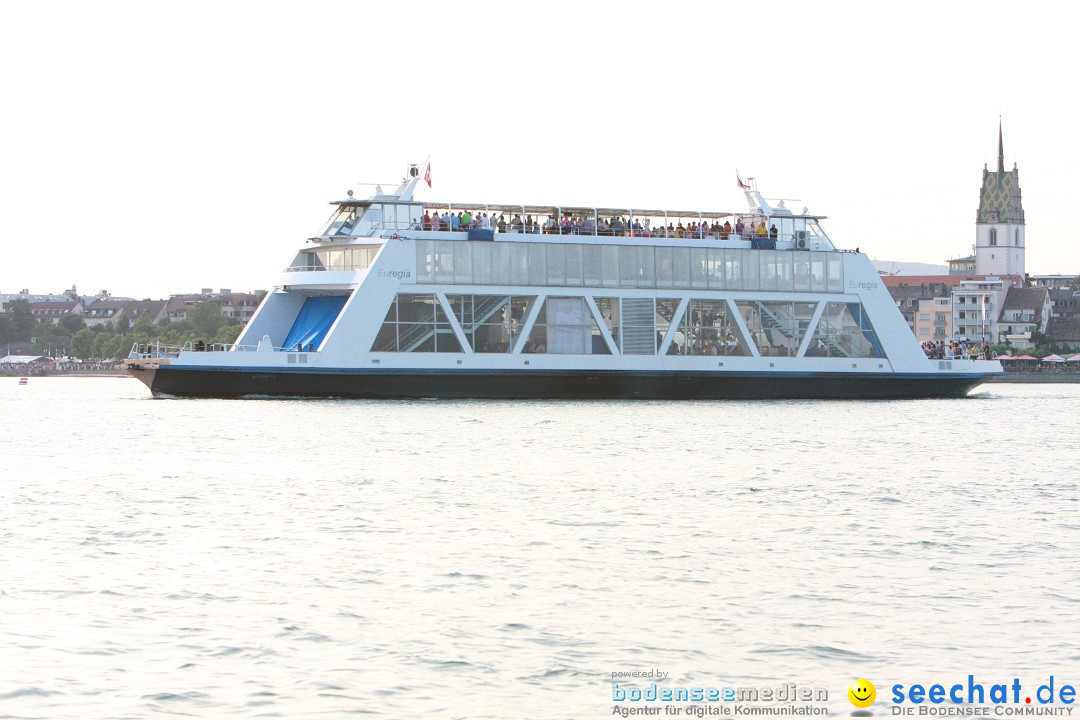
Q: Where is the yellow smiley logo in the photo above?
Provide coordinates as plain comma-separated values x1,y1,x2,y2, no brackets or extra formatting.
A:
848,679,876,708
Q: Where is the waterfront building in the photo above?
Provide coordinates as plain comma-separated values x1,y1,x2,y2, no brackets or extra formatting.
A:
165,289,262,323
1048,288,1080,323
997,287,1052,348
1047,317,1080,350
914,295,953,341
951,277,1011,343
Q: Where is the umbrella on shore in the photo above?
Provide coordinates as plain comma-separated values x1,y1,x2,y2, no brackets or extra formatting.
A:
1068,354,1080,362
1042,354,1066,362
1014,355,1037,360
996,355,1014,360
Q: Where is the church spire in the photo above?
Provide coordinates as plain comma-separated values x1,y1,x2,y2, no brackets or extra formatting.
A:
998,118,1004,174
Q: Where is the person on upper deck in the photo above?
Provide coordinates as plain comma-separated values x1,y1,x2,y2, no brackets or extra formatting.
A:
723,220,732,239
423,211,432,230
769,224,778,241
451,213,461,231
497,215,506,232
461,210,472,230
735,220,745,238
756,222,767,237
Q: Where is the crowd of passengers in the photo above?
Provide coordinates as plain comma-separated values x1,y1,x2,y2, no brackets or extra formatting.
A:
416,210,779,240
922,339,990,360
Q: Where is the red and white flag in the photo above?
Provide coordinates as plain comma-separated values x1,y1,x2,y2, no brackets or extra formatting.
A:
736,172,749,190
423,161,432,188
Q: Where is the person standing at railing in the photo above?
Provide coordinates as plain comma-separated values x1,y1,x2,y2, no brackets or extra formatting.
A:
440,211,451,230
770,224,778,241
423,210,432,230
451,212,461,231
461,209,472,230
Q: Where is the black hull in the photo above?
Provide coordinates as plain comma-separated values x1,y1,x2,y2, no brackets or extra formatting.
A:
137,366,993,400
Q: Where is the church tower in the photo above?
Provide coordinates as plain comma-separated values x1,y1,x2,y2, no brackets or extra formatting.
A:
975,122,1025,276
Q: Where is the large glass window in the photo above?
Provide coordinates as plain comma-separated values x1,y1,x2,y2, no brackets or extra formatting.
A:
736,301,819,356
295,245,381,272
523,297,610,354
807,303,884,358
672,299,748,356
371,294,462,352
594,297,620,351
414,242,844,292
448,295,534,353
656,298,682,353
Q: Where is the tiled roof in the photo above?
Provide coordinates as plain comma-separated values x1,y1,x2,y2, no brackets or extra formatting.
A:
1001,287,1049,312
1047,316,1080,341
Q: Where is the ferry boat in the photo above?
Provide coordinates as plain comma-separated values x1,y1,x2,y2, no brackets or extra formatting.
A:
124,165,1001,399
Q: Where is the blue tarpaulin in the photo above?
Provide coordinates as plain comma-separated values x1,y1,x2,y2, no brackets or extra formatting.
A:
282,295,349,351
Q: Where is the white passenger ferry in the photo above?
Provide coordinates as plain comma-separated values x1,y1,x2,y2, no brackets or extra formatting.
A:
125,165,1001,399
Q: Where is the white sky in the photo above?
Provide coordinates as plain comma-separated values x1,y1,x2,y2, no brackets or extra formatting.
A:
1,0,1077,299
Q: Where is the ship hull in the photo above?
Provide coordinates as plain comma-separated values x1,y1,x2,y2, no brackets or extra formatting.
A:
137,366,991,400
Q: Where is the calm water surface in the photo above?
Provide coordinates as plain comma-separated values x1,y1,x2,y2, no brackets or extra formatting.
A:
2,378,1078,719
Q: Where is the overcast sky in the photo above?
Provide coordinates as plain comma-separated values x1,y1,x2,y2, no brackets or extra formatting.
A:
2,0,1077,299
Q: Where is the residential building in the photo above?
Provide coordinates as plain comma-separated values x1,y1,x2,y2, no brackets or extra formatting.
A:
914,296,953,341
115,300,168,325
997,287,1051,349
1030,274,1080,289
951,278,1012,343
0,290,76,312
166,289,262,323
29,301,82,324
885,282,951,333
948,255,976,275
82,298,131,327
1046,317,1080,350
1048,288,1080,320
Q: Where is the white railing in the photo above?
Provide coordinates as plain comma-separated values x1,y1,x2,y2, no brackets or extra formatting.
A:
128,341,267,358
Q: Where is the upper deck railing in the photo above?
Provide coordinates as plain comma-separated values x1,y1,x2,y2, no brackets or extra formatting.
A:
317,197,835,251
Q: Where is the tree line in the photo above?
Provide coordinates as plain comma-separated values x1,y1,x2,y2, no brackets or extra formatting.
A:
0,299,248,361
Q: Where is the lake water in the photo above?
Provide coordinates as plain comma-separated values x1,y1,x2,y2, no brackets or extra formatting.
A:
2,377,1078,719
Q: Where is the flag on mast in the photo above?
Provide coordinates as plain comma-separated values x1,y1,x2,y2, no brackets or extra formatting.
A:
423,160,432,189
736,172,749,190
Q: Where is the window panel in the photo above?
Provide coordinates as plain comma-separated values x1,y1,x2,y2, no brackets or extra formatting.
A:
637,246,655,288
807,302,884,358
690,248,707,289
655,246,673,287
672,247,690,288
673,299,748,356
546,244,566,285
